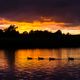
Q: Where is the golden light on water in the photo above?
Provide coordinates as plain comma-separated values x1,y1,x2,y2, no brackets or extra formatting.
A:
0,50,8,70
15,49,66,71
14,49,80,71
0,49,80,73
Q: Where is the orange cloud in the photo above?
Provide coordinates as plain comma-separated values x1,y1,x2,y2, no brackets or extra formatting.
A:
0,17,80,34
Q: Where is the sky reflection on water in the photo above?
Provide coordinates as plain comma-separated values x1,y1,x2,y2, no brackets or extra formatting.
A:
0,48,80,80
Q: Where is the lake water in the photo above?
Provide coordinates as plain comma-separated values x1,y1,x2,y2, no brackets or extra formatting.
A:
0,48,80,80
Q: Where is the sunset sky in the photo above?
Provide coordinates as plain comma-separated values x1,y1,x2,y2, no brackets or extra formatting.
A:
0,0,80,34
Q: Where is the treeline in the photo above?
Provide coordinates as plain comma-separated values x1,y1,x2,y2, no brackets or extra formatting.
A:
0,25,80,48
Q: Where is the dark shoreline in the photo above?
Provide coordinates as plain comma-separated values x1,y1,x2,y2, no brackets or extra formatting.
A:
0,25,80,49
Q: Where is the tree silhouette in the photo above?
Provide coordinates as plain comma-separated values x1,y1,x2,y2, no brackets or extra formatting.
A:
4,25,19,37
4,25,17,32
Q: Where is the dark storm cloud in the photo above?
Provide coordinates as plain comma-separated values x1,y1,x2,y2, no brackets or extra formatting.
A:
0,0,80,26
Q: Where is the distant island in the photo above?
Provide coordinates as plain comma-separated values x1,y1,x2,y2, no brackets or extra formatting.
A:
0,25,80,48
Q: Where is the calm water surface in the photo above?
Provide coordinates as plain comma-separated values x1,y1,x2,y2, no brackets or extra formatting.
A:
0,48,80,80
